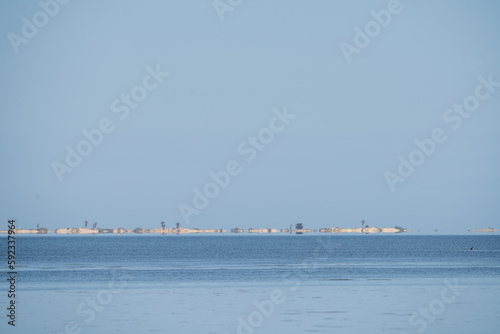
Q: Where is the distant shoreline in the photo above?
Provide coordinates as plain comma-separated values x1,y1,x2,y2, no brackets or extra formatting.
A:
0,225,412,235
1,226,498,235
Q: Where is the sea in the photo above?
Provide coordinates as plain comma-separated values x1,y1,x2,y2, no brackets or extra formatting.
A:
1,234,499,334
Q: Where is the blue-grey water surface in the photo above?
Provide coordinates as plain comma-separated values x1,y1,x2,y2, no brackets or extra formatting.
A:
2,235,499,289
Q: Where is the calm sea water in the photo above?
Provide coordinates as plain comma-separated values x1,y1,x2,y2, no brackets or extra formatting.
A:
3,234,500,288
1,235,499,334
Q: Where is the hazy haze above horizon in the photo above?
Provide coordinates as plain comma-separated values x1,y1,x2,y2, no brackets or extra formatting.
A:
1,0,499,233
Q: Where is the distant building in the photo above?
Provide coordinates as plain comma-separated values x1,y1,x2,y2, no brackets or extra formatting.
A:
295,223,304,234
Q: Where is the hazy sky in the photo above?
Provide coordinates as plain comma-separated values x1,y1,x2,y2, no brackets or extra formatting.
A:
1,0,499,233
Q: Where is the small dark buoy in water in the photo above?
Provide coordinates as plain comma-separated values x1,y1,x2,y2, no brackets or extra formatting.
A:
470,246,474,250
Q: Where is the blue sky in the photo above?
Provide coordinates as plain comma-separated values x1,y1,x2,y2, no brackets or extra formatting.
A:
1,0,499,233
